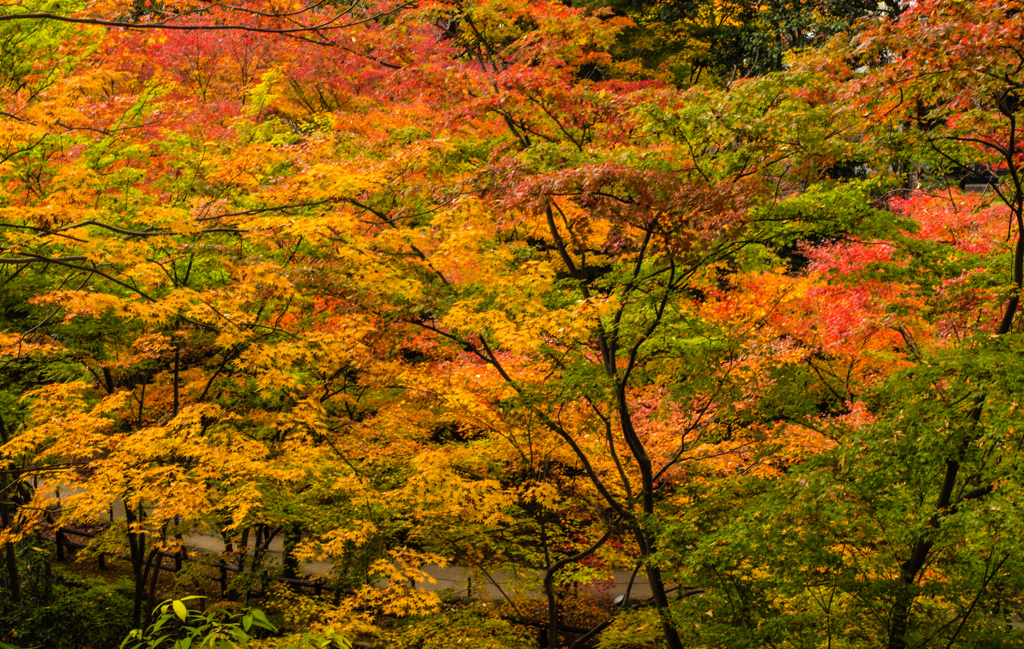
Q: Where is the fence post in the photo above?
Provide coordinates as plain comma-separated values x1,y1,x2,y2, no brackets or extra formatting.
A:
98,552,106,570
55,530,65,562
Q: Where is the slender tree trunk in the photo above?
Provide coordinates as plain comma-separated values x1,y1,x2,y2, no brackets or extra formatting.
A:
538,518,558,649
0,416,19,602
283,525,300,580
0,486,19,602
631,524,683,649
542,529,614,649
131,556,146,628
543,569,559,649
144,550,165,627
225,527,250,600
173,515,185,572
646,564,683,649
126,504,147,629
238,526,250,574
627,413,684,649
2,539,17,602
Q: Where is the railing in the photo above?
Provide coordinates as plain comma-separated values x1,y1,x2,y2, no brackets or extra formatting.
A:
52,526,327,596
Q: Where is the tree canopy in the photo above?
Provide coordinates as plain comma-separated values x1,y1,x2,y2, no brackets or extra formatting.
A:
1,0,1023,647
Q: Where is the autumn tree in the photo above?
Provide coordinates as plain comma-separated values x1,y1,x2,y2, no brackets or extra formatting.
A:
0,4,416,631
277,3,916,648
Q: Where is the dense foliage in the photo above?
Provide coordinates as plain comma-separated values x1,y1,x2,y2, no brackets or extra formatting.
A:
1,0,1023,647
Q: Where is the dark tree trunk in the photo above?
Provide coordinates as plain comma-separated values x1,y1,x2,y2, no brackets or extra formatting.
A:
283,525,301,580
0,492,19,602
144,549,165,627
126,505,147,629
0,416,19,603
542,529,614,649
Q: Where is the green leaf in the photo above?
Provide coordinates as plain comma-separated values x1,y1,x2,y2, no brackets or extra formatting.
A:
119,629,143,649
172,600,189,623
324,629,351,649
248,609,276,631
331,634,352,649
242,615,252,632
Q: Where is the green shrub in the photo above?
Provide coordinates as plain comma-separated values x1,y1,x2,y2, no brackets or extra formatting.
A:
0,539,134,649
390,603,533,649
596,609,665,649
120,597,278,649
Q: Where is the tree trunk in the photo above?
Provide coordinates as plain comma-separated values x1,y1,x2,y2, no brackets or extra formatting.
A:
0,488,19,602
542,529,614,649
0,416,18,602
126,504,147,629
283,525,300,580
644,558,683,649
144,550,165,628
542,568,559,649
